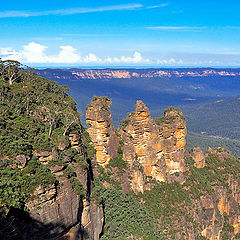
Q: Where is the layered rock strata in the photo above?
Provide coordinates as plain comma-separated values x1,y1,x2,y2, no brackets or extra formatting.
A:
118,101,186,192
86,97,119,167
23,131,103,240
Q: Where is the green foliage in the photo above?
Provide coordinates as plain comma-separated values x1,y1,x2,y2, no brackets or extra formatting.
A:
0,61,85,210
183,97,240,140
107,141,127,175
73,154,88,168
92,96,111,102
155,106,186,125
164,106,182,114
119,118,130,129
187,131,240,157
141,182,191,220
0,158,57,210
100,187,163,240
0,62,80,158
64,165,85,196
69,177,85,196
83,131,96,160
222,214,234,233
184,152,240,199
32,133,54,151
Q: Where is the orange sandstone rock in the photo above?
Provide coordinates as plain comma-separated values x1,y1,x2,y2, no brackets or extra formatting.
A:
86,97,119,167
118,101,187,192
191,146,206,168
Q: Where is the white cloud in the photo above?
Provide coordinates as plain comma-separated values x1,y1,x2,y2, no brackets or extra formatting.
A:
0,4,143,18
0,42,81,63
0,47,18,55
157,58,183,65
22,42,48,62
104,52,150,64
84,53,102,63
147,3,168,9
51,45,82,63
0,42,150,65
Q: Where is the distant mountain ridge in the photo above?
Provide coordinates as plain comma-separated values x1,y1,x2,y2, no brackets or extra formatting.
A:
37,68,240,80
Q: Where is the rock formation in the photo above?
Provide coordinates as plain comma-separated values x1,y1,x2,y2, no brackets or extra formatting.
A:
86,97,119,167
22,131,104,240
84,98,240,239
191,146,206,168
118,101,186,192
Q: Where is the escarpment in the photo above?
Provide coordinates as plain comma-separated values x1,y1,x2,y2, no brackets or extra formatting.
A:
24,131,104,240
0,61,103,240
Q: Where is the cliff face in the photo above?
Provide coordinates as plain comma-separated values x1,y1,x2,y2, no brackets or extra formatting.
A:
0,62,103,240
10,131,104,240
86,97,119,167
85,99,186,193
118,101,186,192
85,97,240,240
37,68,240,81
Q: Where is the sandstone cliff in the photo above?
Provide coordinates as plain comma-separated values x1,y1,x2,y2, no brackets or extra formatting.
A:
118,101,186,192
86,96,119,167
0,62,104,240
85,97,240,240
1,130,104,240
24,131,104,240
37,68,240,82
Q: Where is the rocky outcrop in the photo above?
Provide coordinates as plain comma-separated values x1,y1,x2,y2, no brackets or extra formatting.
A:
118,101,186,192
86,97,119,167
16,154,29,168
191,146,206,168
22,131,104,240
83,97,240,239
33,149,59,164
198,186,240,239
190,149,240,239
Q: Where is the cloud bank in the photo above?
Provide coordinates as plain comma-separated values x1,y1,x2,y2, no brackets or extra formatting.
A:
0,42,150,64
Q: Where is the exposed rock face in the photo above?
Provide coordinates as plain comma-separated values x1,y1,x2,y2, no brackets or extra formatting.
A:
191,146,206,168
198,185,240,239
189,149,240,240
81,200,104,239
38,68,240,82
83,98,240,239
33,150,59,165
118,101,186,192
27,175,80,238
86,97,119,167
16,154,29,168
23,132,103,240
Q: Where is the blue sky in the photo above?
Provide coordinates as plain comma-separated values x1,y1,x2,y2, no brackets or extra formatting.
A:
0,0,240,67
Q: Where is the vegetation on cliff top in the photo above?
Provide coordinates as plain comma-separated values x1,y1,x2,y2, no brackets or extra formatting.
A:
0,60,85,211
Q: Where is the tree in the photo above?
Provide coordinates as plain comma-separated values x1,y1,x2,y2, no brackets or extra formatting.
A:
0,60,28,85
